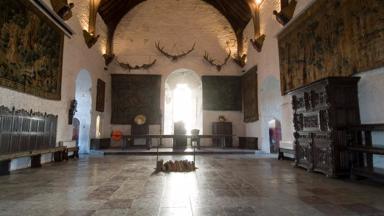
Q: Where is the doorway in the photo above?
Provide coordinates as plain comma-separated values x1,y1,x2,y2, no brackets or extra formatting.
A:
268,119,281,153
164,69,202,136
74,70,92,154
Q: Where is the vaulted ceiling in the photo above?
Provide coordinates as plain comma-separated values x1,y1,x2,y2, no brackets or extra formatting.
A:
98,0,253,36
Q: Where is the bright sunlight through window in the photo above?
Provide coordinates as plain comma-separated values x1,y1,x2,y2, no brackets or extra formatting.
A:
173,84,193,133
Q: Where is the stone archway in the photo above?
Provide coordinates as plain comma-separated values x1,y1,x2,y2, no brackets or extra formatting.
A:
74,70,92,154
164,69,203,139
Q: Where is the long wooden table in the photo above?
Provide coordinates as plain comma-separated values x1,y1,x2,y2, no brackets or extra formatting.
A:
122,134,235,149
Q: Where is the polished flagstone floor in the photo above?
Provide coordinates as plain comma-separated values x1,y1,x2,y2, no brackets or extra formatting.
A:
1,154,384,216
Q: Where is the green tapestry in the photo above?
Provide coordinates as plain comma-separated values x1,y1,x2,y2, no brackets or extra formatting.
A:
111,74,161,124
0,0,64,100
202,76,242,111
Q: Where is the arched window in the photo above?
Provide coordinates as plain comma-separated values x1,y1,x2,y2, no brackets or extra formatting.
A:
164,69,202,135
95,115,101,138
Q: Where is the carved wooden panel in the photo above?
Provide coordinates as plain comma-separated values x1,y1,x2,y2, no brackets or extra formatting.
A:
290,77,360,177
278,0,384,94
242,67,259,122
111,74,161,124
202,76,242,111
96,79,105,112
0,106,57,155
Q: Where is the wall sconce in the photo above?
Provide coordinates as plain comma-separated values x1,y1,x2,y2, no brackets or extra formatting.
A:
232,31,247,68
102,27,115,66
103,53,115,66
249,0,265,52
50,0,74,20
83,30,99,48
82,0,101,48
250,34,265,52
273,0,297,26
233,54,247,67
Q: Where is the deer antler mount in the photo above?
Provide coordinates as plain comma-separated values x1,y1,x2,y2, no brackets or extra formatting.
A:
203,51,231,72
155,41,195,61
117,59,157,71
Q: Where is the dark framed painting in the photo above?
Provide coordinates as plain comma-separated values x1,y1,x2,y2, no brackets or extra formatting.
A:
278,0,384,94
0,0,64,100
96,79,105,112
202,76,242,111
242,66,258,122
111,74,161,124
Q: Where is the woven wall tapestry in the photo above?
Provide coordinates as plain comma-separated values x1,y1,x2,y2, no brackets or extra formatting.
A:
278,0,384,94
0,0,64,100
111,74,161,124
202,76,242,111
242,67,258,122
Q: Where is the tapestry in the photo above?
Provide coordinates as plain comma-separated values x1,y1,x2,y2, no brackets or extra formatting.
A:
278,0,384,94
0,0,64,100
242,66,258,122
96,79,105,112
111,74,161,124
202,76,242,111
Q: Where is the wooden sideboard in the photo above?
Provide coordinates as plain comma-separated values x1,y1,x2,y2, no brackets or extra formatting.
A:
212,122,232,147
289,77,360,177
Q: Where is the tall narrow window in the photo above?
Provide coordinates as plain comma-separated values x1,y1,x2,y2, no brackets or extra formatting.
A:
95,115,101,138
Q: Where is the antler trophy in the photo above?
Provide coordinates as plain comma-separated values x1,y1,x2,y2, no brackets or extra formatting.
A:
203,51,231,72
155,41,195,61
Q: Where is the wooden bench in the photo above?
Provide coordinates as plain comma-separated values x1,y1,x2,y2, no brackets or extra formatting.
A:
0,146,66,175
278,141,295,160
59,141,79,160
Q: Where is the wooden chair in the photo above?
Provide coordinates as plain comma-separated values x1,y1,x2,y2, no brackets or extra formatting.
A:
131,122,150,149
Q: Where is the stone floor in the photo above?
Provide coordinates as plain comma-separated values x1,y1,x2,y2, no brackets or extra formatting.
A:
0,154,384,216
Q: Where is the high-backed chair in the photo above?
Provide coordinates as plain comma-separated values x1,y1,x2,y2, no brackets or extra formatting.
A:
173,121,187,149
130,115,150,149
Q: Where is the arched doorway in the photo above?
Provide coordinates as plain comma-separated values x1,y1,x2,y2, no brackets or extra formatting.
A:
72,118,80,146
164,69,203,138
74,70,92,154
268,119,281,153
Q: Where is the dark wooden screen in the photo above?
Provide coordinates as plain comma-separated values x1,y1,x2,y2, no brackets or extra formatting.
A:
0,106,57,155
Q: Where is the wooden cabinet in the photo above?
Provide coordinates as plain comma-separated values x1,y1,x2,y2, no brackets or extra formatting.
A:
212,122,232,147
289,77,360,177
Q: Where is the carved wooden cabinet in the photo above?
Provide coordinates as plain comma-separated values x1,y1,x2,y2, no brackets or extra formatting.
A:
212,122,232,147
289,77,360,177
